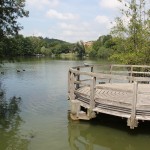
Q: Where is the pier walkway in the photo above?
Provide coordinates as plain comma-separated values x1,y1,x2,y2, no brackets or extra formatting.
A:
68,64,150,129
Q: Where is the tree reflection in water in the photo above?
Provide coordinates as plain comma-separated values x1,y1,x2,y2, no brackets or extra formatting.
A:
0,86,29,150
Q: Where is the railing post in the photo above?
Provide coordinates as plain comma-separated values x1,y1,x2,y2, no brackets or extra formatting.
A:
70,72,75,100
76,67,80,89
68,71,71,97
91,66,93,72
130,65,133,83
88,77,96,118
127,81,138,129
109,65,113,83
132,81,138,118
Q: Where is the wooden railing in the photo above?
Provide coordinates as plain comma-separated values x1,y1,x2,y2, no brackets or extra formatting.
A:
68,64,150,99
68,64,150,128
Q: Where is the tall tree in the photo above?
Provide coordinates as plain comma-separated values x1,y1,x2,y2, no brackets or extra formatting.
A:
0,0,29,39
110,0,150,64
74,41,86,58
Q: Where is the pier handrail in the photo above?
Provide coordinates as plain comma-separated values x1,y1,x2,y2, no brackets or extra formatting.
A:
69,64,150,81
68,64,150,128
68,64,150,97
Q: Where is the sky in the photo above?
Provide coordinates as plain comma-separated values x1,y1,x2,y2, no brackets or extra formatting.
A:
19,0,124,43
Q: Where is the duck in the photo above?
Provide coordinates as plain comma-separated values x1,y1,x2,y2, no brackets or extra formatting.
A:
17,69,21,72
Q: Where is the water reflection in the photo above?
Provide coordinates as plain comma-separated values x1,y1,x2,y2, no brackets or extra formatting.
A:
68,113,150,150
0,86,29,150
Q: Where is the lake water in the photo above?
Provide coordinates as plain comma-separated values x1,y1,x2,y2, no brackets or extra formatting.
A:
0,57,150,150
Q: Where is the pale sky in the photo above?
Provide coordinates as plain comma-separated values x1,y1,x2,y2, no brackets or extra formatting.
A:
19,0,124,43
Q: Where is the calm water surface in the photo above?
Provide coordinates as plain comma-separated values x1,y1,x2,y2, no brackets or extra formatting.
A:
0,57,150,150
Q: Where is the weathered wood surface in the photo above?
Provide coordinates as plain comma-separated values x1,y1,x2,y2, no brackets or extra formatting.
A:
76,83,150,107
68,64,150,129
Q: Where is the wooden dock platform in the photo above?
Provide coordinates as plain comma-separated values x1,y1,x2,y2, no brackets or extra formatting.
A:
68,64,150,129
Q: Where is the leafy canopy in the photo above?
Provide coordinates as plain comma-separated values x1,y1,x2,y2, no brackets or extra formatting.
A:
0,0,29,38
110,0,150,64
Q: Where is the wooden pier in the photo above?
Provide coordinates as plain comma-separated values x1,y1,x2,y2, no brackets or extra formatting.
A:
68,64,150,129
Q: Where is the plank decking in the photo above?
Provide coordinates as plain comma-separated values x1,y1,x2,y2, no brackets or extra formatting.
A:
68,64,150,129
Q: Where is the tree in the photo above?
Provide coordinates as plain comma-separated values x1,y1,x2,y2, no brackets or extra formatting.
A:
0,0,29,38
89,35,115,59
74,41,86,58
110,0,150,64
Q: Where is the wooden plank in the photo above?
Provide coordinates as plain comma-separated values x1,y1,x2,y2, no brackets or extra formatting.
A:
93,107,130,118
96,103,131,112
95,98,131,108
96,83,133,93
136,115,150,120
75,90,90,98
134,77,150,82
74,81,90,87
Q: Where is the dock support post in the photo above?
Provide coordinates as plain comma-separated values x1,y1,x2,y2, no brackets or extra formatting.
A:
70,72,82,120
127,81,138,129
88,77,96,119
70,100,81,120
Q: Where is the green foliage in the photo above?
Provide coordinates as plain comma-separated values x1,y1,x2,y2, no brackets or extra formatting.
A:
89,35,115,59
44,38,71,55
109,52,145,65
89,49,97,57
97,47,113,59
0,0,29,38
0,35,74,57
74,41,86,58
41,46,52,56
110,0,150,64
0,0,30,57
28,36,46,54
